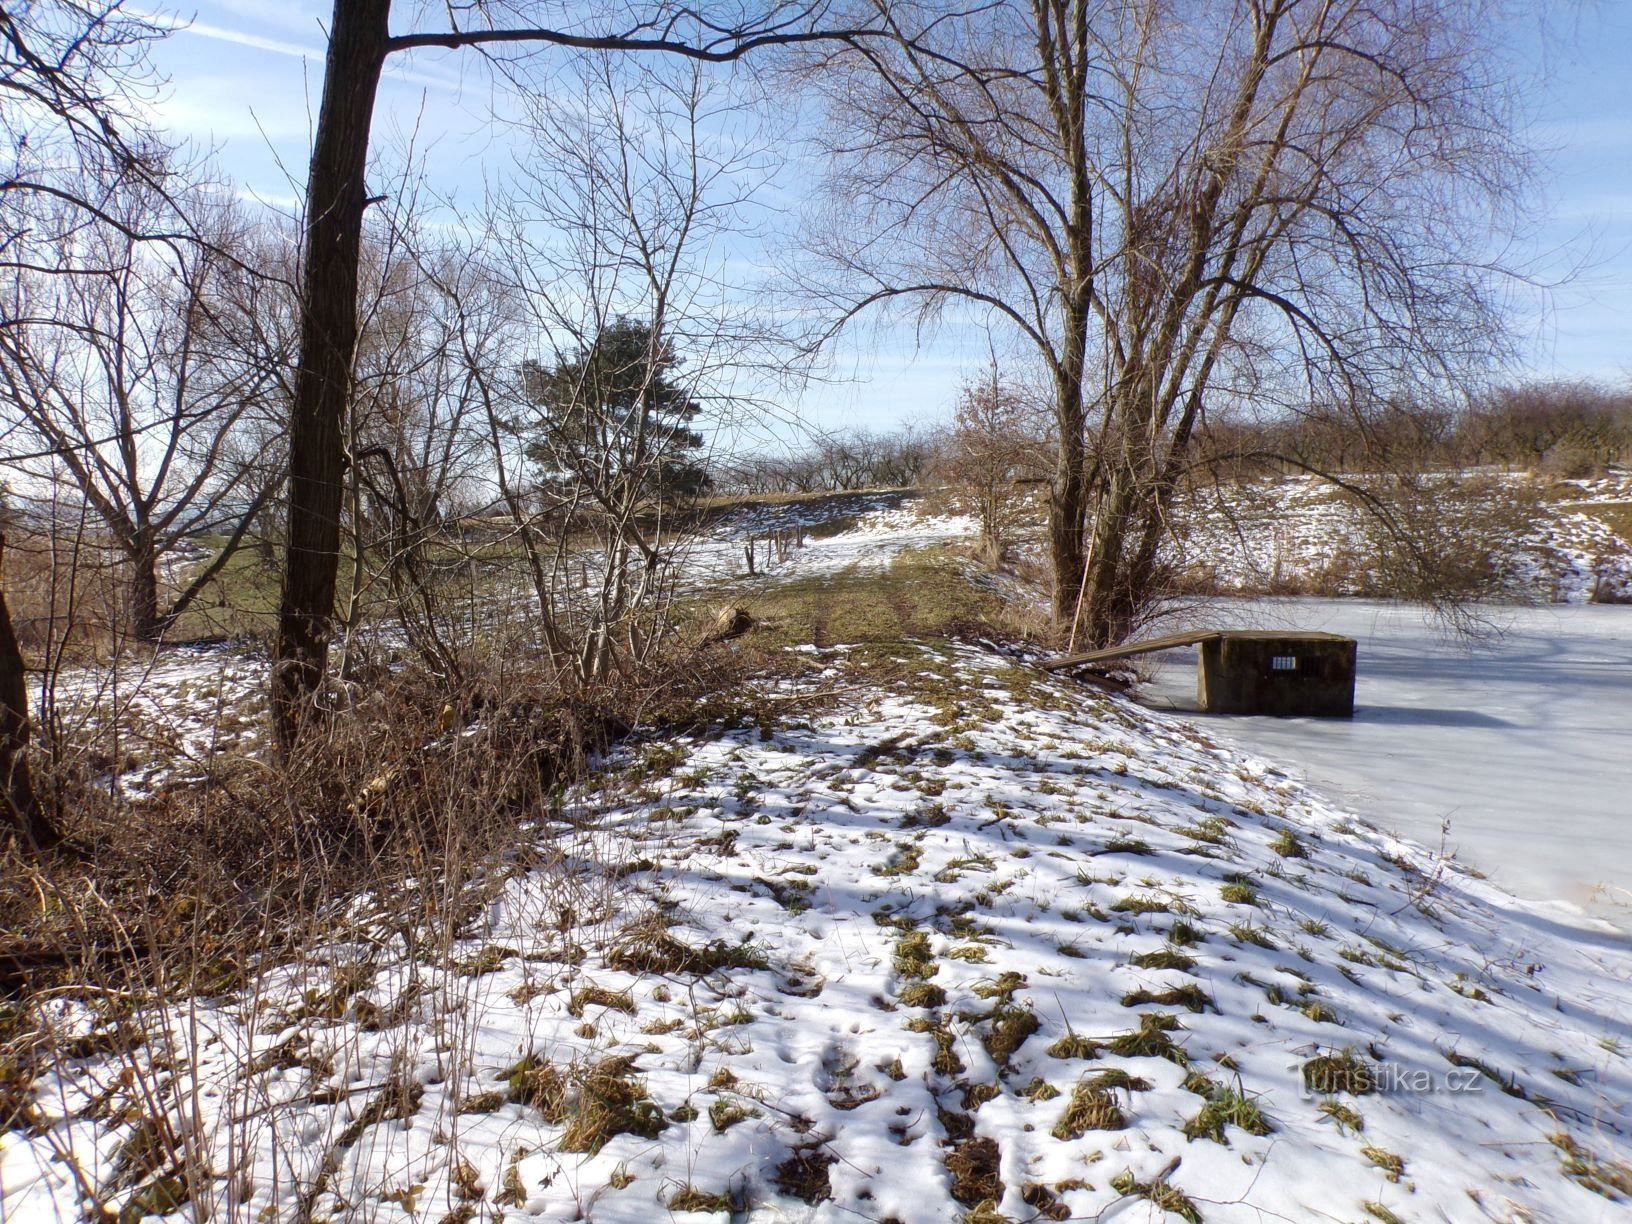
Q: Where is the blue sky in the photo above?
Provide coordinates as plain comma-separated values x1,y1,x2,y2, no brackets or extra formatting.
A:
141,2,1632,434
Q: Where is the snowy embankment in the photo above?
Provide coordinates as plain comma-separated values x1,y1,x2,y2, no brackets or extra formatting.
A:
7,643,1631,1222
1178,471,1632,603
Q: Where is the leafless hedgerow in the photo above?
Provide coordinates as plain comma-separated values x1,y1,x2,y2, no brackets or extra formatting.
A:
716,425,941,495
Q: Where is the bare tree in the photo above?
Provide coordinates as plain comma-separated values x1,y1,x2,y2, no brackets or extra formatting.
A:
272,0,928,749
0,181,288,641
0,1,176,851
471,52,778,682
324,210,518,682
1463,381,1632,475
716,424,939,493
1,2,170,213
808,0,1534,646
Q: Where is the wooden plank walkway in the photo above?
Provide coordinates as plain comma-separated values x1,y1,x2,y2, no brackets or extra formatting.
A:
1039,629,1222,671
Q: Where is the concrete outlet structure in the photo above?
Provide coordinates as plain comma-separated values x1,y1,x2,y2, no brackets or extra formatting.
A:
1042,628,1358,718
1196,631,1356,717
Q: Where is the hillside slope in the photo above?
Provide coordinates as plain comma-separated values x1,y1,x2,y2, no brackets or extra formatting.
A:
6,636,1630,1223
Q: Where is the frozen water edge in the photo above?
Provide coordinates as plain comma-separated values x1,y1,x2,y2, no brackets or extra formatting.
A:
1141,598,1632,932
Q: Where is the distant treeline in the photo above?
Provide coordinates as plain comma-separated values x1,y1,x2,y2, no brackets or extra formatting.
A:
1199,381,1632,479
716,426,940,493
718,379,1632,500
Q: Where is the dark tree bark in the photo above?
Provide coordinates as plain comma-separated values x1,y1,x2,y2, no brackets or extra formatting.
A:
129,526,161,643
1049,291,1092,632
271,0,391,750
0,535,60,851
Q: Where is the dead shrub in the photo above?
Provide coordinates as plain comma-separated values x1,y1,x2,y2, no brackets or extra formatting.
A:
0,636,766,1200
1357,474,1544,604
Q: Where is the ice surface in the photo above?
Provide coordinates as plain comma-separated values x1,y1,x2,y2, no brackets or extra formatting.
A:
1141,598,1632,930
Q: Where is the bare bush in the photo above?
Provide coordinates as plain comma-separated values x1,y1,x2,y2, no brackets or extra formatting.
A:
0,631,763,1210
933,366,1050,565
269,0,920,747
1463,381,1632,476
1355,475,1546,606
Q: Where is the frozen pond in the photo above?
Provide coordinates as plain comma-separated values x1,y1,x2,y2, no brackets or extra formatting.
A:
1140,599,1632,931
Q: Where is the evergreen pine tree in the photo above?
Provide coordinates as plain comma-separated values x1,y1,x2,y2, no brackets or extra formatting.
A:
521,317,710,504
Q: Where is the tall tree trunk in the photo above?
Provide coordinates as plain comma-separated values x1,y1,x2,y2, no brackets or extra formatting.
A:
0,535,60,851
1048,317,1091,630
1048,439,1088,627
1075,464,1139,649
271,0,391,751
129,530,161,643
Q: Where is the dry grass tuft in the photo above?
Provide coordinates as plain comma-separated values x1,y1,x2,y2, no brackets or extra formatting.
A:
558,1057,668,1153
1129,948,1196,972
1551,1132,1632,1199
1110,1169,1201,1222
669,1184,737,1212
1052,1073,1134,1139
606,921,766,976
1104,1013,1188,1065
1302,1049,1378,1096
506,1056,569,1119
1046,1031,1101,1060
899,981,948,1008
774,1143,836,1204
567,985,636,1017
982,1002,1039,1066
1120,983,1213,1013
945,1135,1003,1206
1181,1075,1273,1142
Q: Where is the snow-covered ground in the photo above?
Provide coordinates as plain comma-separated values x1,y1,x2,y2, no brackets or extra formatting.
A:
1140,599,1632,932
681,493,979,587
6,643,1630,1222
1176,471,1632,603
34,641,268,798
11,491,1632,1221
